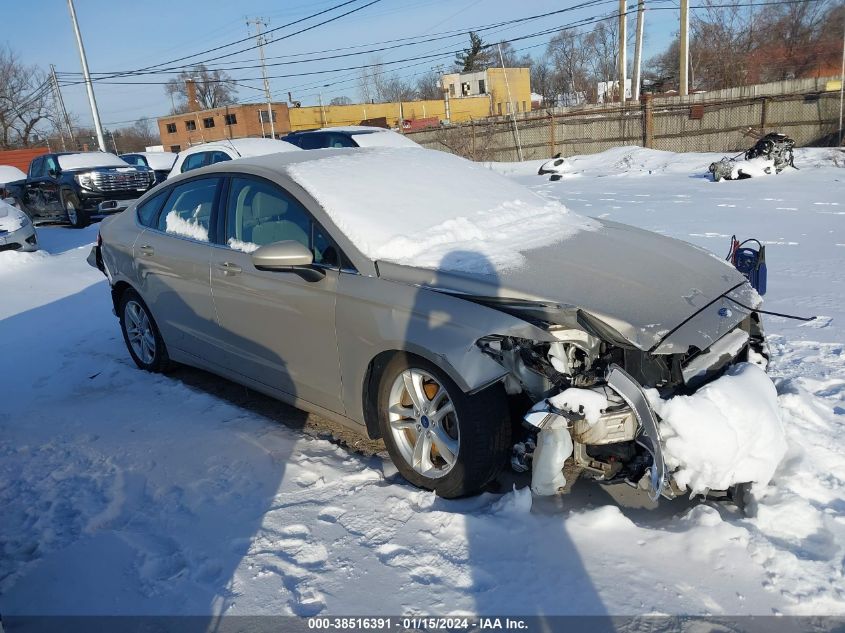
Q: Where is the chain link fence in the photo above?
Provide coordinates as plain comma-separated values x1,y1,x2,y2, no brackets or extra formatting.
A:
406,80,843,162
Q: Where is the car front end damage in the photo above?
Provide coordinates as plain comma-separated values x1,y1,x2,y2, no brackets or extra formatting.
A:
474,290,774,502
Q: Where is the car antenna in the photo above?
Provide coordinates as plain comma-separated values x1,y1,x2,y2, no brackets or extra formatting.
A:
223,138,241,158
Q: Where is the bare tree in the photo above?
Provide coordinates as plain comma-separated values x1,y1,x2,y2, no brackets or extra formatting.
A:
415,71,443,100
546,29,592,105
0,46,55,148
164,64,238,113
329,96,352,105
357,58,417,103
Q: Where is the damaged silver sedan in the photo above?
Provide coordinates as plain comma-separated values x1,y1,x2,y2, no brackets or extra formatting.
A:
90,147,776,501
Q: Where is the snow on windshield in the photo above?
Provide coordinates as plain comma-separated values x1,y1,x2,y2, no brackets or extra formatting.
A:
58,153,130,171
351,130,420,148
286,148,597,273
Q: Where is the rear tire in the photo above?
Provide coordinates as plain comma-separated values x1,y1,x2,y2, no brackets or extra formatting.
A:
64,194,89,228
118,289,170,373
376,353,510,498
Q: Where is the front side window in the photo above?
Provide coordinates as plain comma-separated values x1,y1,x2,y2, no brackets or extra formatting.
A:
181,152,208,173
156,178,219,241
298,134,331,150
208,151,231,165
224,177,339,267
45,156,59,176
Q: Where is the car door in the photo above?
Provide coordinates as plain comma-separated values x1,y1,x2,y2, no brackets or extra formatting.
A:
24,157,48,217
134,176,222,361
41,155,63,214
208,174,344,413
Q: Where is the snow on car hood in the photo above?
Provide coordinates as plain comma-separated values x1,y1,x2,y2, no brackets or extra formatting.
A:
58,153,129,170
377,219,756,353
0,165,27,185
0,200,29,231
286,148,598,273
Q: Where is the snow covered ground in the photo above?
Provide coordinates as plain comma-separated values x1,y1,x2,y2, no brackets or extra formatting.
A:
1,147,844,619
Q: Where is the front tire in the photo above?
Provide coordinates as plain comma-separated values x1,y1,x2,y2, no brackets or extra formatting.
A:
118,289,170,372
64,194,89,228
376,354,510,498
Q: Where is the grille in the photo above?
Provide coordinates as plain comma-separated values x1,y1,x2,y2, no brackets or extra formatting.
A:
91,170,150,192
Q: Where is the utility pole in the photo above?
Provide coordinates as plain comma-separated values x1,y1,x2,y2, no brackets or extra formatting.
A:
839,12,844,147
50,64,76,150
679,0,689,96
247,17,275,138
618,0,627,103
67,0,105,151
498,43,523,161
632,0,645,102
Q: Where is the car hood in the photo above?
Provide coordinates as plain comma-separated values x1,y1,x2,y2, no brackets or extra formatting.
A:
0,201,28,232
376,219,760,353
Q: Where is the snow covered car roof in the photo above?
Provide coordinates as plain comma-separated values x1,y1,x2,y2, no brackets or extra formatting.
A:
0,165,27,185
293,126,420,148
57,153,130,171
183,137,300,157
230,147,596,272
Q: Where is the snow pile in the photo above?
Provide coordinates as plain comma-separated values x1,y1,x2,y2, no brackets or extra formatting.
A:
57,153,129,170
547,388,608,425
647,362,787,493
165,210,208,241
287,148,596,273
729,157,775,179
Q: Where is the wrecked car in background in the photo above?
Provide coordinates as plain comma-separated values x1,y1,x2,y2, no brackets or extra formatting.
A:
709,132,796,182
90,147,786,502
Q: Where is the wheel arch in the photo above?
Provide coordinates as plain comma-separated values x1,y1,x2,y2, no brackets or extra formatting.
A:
361,346,499,440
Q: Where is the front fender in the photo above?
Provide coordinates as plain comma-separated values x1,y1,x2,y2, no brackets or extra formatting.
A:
336,273,555,425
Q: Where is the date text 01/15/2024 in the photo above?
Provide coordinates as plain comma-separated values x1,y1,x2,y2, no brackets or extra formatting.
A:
307,617,529,630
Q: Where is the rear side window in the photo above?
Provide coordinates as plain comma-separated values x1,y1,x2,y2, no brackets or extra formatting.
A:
155,178,219,241
30,157,44,178
136,190,168,227
181,152,208,173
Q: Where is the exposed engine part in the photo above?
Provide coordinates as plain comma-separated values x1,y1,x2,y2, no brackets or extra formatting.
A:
573,442,621,479
510,436,536,473
709,132,796,181
530,415,573,495
572,407,637,445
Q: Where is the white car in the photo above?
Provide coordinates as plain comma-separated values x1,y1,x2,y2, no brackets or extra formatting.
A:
0,199,37,252
168,138,300,179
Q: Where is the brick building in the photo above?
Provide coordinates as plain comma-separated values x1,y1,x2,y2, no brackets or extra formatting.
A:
157,102,291,153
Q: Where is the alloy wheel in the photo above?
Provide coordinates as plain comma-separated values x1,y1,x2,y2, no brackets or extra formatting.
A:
124,300,156,365
387,368,460,479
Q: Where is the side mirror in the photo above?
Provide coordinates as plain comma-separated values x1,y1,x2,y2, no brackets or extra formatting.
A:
251,240,324,281
48,168,60,179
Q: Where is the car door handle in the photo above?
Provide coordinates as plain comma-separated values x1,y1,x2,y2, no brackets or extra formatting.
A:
216,262,242,275
138,245,155,257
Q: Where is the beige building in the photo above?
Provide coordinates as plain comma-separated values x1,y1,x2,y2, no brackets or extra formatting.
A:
441,68,532,117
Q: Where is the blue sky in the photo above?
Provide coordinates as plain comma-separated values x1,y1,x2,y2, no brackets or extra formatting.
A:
4,0,681,131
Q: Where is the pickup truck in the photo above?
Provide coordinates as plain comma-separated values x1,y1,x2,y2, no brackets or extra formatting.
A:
4,152,157,228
